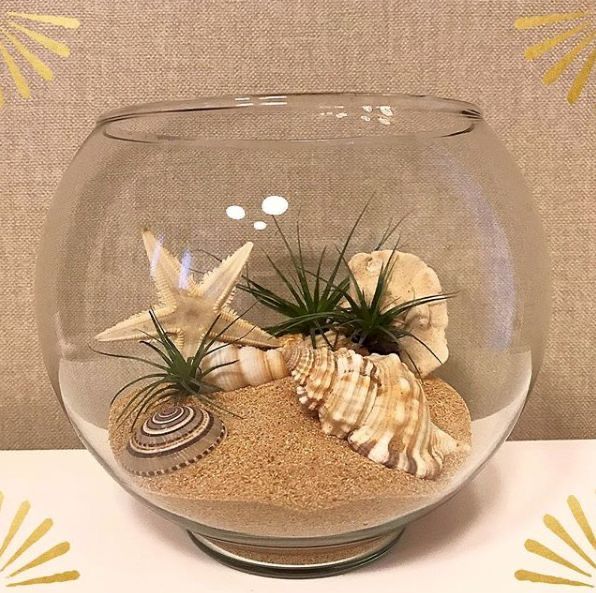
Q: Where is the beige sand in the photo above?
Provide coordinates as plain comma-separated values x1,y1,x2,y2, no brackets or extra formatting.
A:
110,376,471,537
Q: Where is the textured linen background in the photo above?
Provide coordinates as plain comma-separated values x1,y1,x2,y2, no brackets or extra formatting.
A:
0,0,594,448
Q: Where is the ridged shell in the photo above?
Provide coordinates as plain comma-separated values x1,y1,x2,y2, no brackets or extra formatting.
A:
285,345,378,438
346,250,448,377
284,345,465,479
348,354,460,478
119,403,226,477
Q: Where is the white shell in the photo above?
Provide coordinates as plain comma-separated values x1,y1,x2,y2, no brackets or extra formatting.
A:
346,250,448,377
202,342,289,391
201,333,361,392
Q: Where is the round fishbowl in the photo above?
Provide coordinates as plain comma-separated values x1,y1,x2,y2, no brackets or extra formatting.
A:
35,93,550,577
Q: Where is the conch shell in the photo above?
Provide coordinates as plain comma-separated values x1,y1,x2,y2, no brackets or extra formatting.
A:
346,250,449,377
283,344,464,479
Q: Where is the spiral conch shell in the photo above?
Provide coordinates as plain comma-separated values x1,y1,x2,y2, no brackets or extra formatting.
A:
283,344,464,479
346,250,449,377
201,332,364,392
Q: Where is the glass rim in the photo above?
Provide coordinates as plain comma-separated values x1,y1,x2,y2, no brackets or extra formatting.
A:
98,92,482,124
95,93,483,145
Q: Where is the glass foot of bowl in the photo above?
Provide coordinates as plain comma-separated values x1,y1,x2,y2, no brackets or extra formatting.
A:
187,529,405,578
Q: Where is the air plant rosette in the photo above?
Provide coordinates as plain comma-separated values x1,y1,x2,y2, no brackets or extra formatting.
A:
96,205,472,536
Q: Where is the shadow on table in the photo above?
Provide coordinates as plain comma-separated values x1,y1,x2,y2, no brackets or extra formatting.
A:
368,461,503,570
124,495,206,560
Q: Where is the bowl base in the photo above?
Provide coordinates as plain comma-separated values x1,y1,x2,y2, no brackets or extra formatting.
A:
187,529,405,578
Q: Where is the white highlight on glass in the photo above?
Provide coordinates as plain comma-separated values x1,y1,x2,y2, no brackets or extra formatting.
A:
262,195,289,216
226,205,246,220
254,221,267,230
179,250,192,289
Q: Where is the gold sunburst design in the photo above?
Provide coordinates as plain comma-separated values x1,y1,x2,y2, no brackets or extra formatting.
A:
0,492,79,588
0,11,80,108
515,494,595,588
514,10,595,104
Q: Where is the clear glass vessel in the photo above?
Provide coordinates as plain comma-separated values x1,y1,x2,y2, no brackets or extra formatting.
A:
35,93,550,577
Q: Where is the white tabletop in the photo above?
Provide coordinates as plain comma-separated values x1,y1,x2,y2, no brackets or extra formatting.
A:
0,440,593,592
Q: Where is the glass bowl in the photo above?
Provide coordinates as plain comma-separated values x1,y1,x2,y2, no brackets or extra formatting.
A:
35,93,550,577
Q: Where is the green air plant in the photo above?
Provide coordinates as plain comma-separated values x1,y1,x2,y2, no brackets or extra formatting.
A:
91,309,239,427
325,249,453,372
240,204,403,344
240,217,354,340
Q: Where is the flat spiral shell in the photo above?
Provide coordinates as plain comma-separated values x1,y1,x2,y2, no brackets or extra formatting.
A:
119,403,226,477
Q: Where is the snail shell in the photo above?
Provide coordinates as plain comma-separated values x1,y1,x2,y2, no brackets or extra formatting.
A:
284,344,464,479
201,342,289,391
119,402,226,476
201,332,361,392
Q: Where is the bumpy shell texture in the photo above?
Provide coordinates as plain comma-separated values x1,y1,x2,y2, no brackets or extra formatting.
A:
283,344,463,479
346,250,449,377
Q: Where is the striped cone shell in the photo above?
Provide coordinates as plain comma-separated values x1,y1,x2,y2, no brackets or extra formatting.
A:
120,402,226,477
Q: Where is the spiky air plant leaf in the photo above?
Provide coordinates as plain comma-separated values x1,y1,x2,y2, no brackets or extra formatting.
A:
240,202,404,345
328,248,454,367
284,247,453,370
192,203,434,357
241,215,350,342
91,309,242,427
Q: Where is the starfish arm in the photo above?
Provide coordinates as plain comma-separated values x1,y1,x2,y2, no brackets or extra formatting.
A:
143,229,199,307
215,307,280,348
194,242,253,311
177,328,210,361
173,329,191,359
94,305,177,342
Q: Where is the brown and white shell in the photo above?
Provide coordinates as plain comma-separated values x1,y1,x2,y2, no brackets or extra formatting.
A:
119,402,226,476
346,250,449,377
200,332,365,392
283,344,465,479
201,342,289,391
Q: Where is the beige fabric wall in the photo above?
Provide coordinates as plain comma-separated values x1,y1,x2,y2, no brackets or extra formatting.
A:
0,1,594,448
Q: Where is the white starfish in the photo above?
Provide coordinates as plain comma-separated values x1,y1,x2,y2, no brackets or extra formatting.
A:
95,229,279,358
